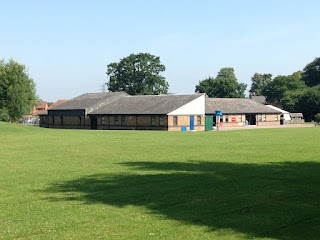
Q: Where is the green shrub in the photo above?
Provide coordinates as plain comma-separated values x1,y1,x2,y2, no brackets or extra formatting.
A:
315,113,320,124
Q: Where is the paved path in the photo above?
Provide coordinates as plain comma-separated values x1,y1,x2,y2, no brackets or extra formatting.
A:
216,123,315,131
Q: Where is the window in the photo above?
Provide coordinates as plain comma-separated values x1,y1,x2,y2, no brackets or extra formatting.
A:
275,115,278,121
258,115,262,121
101,117,105,125
151,116,156,126
220,116,223,123
197,116,201,125
60,116,63,125
159,116,164,126
78,117,82,125
262,114,266,121
238,115,242,122
173,116,178,126
114,116,119,125
121,116,125,125
51,116,55,124
225,115,229,122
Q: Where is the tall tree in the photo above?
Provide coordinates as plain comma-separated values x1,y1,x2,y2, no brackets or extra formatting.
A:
195,68,247,98
106,53,168,95
0,59,37,122
216,67,237,80
249,73,272,97
262,73,306,106
302,57,320,87
294,85,320,121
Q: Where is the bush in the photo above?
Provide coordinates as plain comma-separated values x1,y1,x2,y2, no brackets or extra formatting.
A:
315,113,320,125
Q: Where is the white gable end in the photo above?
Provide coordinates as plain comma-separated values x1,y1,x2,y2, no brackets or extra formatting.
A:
168,95,205,115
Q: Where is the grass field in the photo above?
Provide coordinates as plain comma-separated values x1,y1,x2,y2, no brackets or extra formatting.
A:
0,122,320,240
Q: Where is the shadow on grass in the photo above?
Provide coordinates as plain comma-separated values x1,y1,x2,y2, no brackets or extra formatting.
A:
43,161,320,239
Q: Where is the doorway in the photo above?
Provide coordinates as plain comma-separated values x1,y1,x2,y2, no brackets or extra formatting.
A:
91,116,98,129
245,114,256,125
190,116,194,130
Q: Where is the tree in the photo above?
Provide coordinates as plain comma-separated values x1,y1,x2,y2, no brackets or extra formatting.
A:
294,85,320,122
106,53,168,95
262,73,306,106
302,57,320,87
280,89,306,112
0,59,37,122
217,67,237,80
195,68,247,98
249,73,272,97
315,113,320,125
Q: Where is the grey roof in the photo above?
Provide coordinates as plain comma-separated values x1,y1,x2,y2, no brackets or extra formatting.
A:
205,98,281,114
90,94,204,115
251,95,266,104
48,92,129,114
290,113,303,118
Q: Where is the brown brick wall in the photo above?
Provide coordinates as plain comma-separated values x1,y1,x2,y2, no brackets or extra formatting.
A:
256,114,280,126
168,115,205,131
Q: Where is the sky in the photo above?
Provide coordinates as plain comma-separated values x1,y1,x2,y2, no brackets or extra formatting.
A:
1,0,320,102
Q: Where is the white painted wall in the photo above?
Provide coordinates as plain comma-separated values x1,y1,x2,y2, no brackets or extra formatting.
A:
168,94,205,116
266,105,291,120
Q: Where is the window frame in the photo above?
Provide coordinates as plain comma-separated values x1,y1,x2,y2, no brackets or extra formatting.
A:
262,114,266,121
151,116,156,126
121,116,125,126
173,116,178,126
159,116,164,126
114,116,119,125
197,116,201,125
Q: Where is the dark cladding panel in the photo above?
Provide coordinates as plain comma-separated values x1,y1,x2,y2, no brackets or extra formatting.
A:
48,110,84,116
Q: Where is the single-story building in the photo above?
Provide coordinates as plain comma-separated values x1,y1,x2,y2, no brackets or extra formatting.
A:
290,113,304,124
39,92,129,129
205,98,282,128
89,93,205,131
39,92,206,131
39,92,284,131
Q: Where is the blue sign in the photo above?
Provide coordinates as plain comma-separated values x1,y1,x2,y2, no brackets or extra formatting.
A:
214,110,223,116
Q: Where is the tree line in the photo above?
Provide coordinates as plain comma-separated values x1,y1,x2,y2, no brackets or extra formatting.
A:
247,58,320,121
106,54,319,121
1,54,319,122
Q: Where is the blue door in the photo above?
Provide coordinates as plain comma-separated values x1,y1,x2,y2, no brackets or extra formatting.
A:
190,116,194,131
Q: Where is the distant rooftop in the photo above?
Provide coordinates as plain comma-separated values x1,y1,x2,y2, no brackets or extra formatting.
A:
205,98,281,114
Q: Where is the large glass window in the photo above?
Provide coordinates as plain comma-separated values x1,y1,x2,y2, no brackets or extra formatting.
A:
238,115,242,122
121,116,125,125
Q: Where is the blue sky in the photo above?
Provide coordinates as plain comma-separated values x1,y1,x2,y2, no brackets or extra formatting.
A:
1,0,319,101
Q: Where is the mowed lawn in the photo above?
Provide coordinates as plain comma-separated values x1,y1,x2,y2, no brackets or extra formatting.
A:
0,123,320,240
